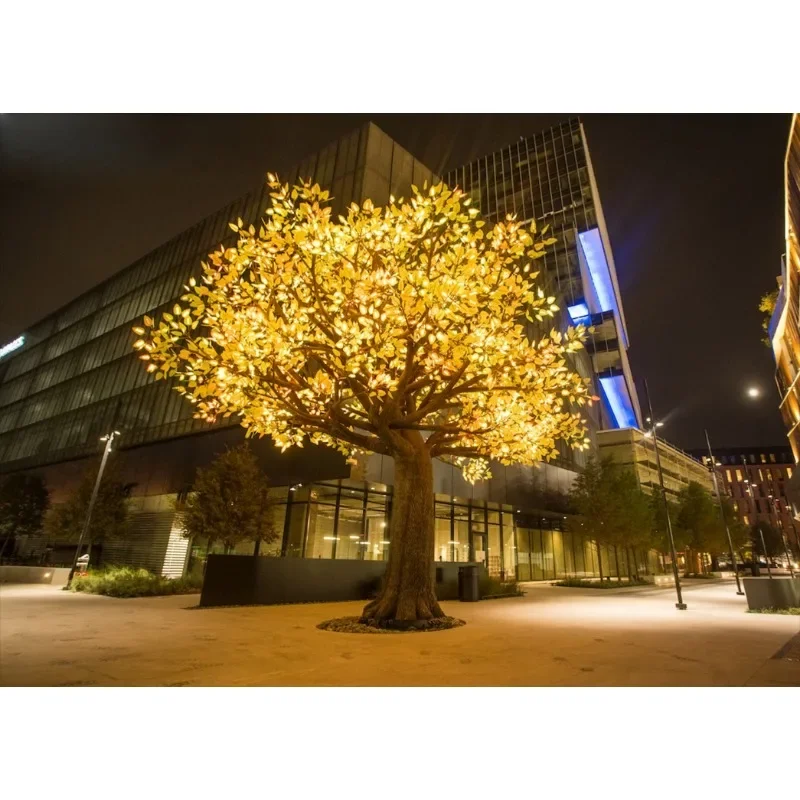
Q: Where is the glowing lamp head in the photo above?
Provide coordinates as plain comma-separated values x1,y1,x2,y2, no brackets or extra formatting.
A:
747,387,761,398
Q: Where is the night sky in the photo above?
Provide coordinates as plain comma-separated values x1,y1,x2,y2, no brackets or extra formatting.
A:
0,114,791,450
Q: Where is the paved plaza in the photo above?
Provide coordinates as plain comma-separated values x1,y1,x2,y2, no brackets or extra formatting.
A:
1,580,798,686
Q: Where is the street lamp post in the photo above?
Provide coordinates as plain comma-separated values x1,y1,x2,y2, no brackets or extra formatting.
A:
66,430,120,587
643,379,687,610
766,493,795,577
704,429,744,595
742,457,772,579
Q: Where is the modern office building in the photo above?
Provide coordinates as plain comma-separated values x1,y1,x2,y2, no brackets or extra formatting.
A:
444,118,642,434
691,445,799,549
0,120,655,580
598,428,715,501
767,114,800,505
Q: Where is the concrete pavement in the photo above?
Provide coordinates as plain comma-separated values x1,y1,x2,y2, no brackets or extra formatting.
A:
1,580,798,686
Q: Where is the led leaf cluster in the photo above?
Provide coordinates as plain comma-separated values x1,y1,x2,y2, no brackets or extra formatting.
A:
135,177,594,481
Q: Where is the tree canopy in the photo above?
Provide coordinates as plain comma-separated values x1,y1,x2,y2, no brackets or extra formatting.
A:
719,495,750,553
570,456,653,553
0,474,50,556
44,461,131,544
648,491,684,553
675,481,718,568
179,443,279,552
749,520,785,559
136,178,593,484
759,288,778,348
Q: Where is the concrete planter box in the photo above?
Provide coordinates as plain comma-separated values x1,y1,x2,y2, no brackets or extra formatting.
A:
200,555,488,608
743,577,800,610
0,566,71,586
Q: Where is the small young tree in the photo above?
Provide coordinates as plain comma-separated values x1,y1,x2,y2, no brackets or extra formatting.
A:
138,178,594,623
570,458,651,581
708,495,749,569
570,458,616,581
45,461,131,551
0,474,50,558
676,481,718,574
610,469,653,580
179,443,278,554
647,491,686,573
749,520,784,561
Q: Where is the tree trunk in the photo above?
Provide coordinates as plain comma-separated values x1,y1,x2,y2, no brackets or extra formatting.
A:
361,437,443,624
253,539,260,557
614,546,621,583
597,541,604,582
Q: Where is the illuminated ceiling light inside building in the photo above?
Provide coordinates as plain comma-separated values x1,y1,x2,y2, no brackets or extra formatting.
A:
567,302,590,324
598,374,638,429
0,335,25,360
577,229,628,349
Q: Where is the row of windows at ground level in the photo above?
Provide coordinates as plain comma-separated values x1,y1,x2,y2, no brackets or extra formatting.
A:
215,481,661,581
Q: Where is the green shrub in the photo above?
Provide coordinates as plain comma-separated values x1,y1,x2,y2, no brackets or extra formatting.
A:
553,576,649,589
747,607,800,615
70,566,203,598
683,573,717,579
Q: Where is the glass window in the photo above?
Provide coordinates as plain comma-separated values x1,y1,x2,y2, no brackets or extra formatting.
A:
552,530,566,579
335,502,364,560
434,515,451,563
516,528,531,581
530,528,545,580
453,505,470,562
486,522,501,577
502,512,515,578
304,500,335,560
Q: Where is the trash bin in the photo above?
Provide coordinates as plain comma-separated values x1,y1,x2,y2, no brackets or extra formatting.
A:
458,565,480,602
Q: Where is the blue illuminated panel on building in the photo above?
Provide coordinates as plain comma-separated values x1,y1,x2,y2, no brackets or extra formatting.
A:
577,228,628,349
567,302,590,324
598,374,638,429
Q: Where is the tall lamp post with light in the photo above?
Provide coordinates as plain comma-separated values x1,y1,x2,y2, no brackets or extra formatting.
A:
66,430,120,587
765,492,796,577
741,464,773,580
703,430,745,595
642,379,687,610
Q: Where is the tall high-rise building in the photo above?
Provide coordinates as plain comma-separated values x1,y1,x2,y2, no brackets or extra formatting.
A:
444,118,642,433
767,113,800,512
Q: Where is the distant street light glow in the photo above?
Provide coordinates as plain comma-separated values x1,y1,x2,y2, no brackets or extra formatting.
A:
747,387,761,398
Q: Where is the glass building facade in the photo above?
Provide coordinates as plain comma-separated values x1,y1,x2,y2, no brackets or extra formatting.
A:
0,123,433,476
0,120,662,580
199,478,660,582
443,118,642,432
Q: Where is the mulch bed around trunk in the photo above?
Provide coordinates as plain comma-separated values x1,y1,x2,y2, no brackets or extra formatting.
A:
317,616,466,634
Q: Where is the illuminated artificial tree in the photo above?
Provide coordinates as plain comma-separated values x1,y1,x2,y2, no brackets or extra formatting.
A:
135,177,593,624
